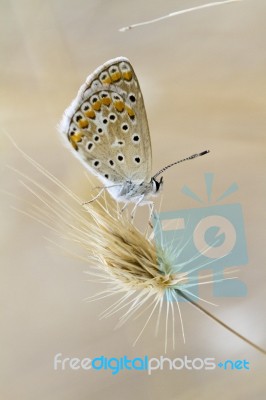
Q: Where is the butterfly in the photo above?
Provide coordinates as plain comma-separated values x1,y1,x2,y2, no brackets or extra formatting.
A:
59,56,209,213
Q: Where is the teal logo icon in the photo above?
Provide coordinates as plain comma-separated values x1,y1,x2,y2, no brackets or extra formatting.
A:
153,173,248,298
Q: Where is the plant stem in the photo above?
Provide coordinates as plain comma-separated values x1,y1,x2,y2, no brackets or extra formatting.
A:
176,289,266,355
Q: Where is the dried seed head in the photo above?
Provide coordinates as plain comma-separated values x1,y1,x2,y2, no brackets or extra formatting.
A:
82,199,188,291
8,145,236,351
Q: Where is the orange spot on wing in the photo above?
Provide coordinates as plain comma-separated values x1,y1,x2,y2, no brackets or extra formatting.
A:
114,100,125,112
126,105,135,117
70,132,83,150
92,100,101,111
123,71,132,81
110,71,121,82
102,76,112,84
101,97,111,106
78,119,89,129
84,109,96,119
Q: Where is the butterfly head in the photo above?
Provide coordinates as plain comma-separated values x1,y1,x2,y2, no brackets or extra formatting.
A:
151,176,163,195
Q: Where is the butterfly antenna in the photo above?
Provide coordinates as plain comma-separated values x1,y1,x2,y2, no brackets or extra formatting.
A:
153,150,210,179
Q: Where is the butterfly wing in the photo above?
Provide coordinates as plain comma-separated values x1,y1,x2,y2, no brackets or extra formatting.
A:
59,57,152,186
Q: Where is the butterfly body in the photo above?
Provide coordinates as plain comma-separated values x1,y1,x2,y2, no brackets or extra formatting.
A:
107,176,163,205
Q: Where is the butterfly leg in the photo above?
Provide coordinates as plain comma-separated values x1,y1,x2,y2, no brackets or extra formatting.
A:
82,188,104,205
130,195,145,220
148,202,154,229
148,202,154,219
121,202,128,213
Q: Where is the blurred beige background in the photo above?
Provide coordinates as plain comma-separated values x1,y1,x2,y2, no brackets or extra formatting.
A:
1,0,266,399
